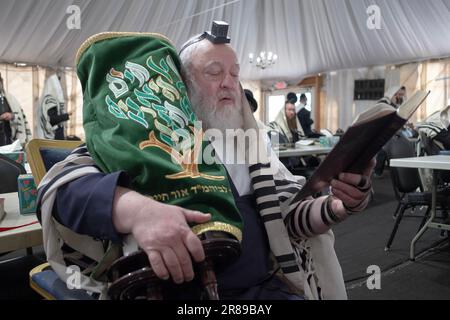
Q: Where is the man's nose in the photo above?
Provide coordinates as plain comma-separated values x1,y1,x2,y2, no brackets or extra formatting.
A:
220,73,237,89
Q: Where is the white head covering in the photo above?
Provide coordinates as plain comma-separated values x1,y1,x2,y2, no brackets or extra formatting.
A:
440,105,450,129
384,85,402,100
36,74,65,139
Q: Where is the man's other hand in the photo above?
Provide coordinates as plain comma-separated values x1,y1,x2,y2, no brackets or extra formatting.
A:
0,112,14,121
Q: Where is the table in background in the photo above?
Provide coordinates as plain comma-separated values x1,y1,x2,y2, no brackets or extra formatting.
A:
390,155,450,260
276,144,332,158
0,192,42,254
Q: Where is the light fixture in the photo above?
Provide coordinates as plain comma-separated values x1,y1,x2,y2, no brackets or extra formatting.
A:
249,51,278,70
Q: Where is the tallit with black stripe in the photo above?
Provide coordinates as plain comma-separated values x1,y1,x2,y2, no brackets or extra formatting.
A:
37,90,349,299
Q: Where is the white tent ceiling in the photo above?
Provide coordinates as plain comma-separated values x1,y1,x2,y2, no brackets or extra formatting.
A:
1,0,450,82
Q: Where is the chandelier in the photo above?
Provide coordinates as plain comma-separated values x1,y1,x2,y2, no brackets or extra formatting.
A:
248,51,278,70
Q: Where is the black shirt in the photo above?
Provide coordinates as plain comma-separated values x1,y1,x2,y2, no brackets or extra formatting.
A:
0,95,12,146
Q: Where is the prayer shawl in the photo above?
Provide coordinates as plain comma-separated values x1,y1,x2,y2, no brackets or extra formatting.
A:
240,92,348,300
37,146,111,298
378,85,402,108
36,74,66,139
37,143,349,300
4,93,31,145
269,108,304,143
37,89,354,299
416,105,450,141
416,105,450,191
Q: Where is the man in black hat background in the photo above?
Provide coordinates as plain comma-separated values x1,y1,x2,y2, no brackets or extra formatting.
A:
296,93,323,138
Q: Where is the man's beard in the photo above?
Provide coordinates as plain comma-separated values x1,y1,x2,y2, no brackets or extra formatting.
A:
287,116,297,131
187,81,244,133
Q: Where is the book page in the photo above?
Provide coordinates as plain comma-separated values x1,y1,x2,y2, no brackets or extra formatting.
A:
352,103,395,125
397,90,430,119
352,90,429,125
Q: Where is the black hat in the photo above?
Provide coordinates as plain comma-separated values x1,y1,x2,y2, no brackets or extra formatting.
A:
244,89,258,113
287,92,298,104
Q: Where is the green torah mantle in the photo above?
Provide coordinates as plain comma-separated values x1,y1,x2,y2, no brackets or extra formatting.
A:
76,32,242,241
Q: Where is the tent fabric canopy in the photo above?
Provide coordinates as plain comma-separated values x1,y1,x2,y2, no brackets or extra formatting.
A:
1,0,450,82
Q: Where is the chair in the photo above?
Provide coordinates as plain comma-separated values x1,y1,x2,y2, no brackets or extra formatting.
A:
25,139,240,300
384,134,432,250
29,263,94,300
24,139,85,299
0,154,26,193
25,139,83,185
385,134,450,250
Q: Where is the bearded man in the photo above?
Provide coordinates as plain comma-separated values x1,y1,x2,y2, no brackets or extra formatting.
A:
37,26,375,300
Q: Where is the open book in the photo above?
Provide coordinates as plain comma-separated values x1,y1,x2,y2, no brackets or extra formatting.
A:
296,90,430,200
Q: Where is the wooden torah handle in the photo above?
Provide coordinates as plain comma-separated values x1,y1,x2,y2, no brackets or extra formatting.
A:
107,231,241,300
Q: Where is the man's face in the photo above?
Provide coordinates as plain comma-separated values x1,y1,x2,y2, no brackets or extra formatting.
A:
186,41,243,132
301,98,307,105
394,89,406,105
285,103,296,120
